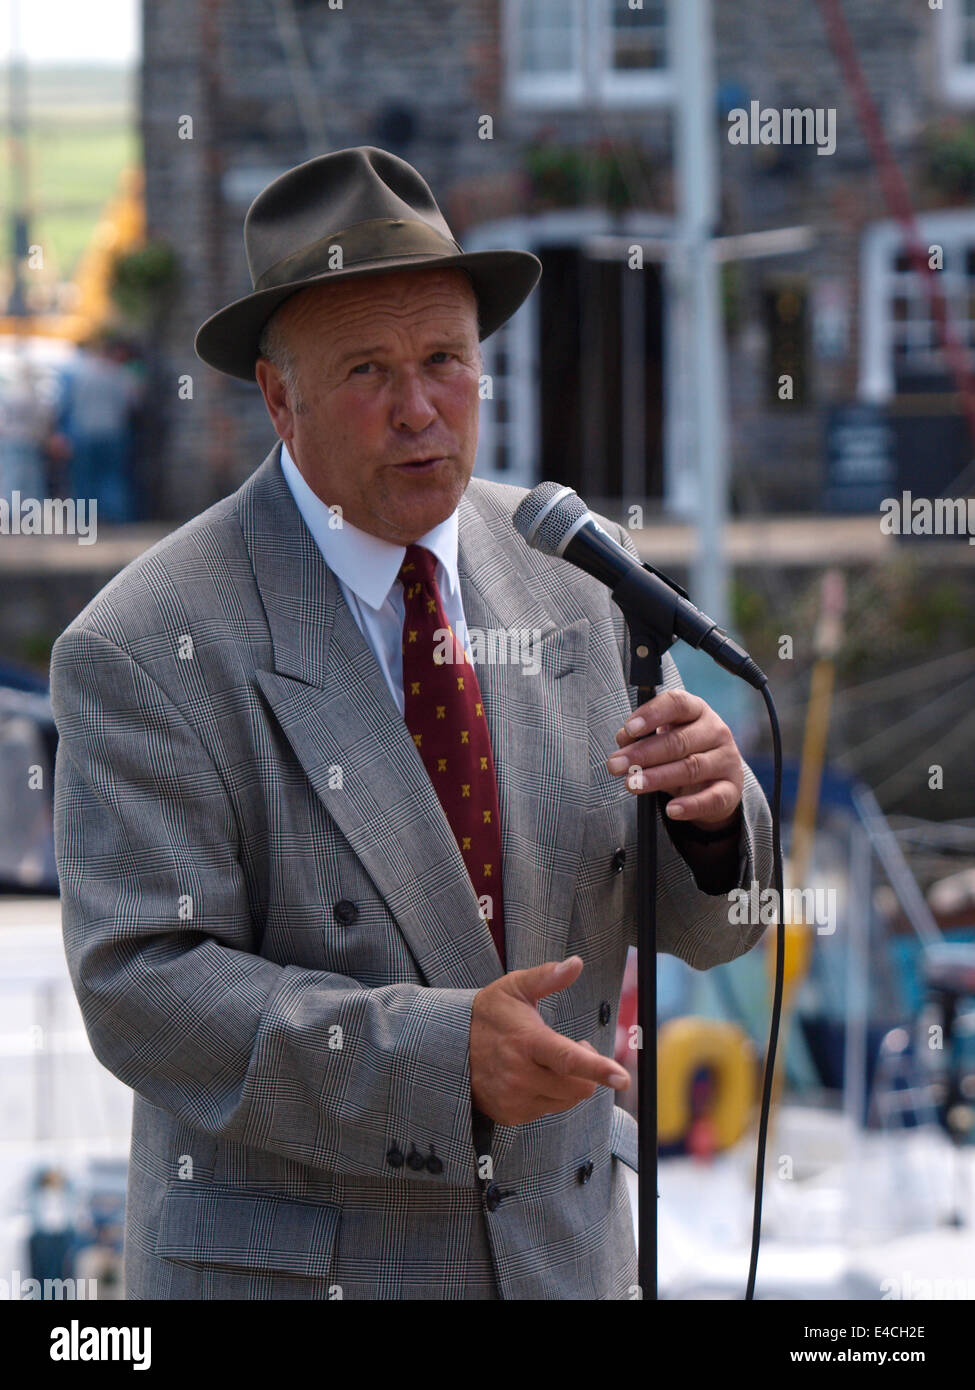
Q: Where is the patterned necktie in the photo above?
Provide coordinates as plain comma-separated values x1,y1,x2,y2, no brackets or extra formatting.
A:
398,543,506,968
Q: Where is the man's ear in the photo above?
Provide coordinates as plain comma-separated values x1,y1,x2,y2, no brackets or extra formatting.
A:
255,357,294,442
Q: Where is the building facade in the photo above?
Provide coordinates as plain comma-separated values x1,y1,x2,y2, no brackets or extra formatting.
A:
140,0,975,520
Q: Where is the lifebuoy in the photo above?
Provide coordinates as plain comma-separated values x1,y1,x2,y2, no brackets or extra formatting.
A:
658,1017,756,1151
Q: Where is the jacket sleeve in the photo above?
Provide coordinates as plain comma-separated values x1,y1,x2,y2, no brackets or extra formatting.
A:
50,624,479,1186
606,521,776,969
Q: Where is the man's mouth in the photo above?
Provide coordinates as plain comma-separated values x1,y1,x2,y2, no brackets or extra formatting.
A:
394,457,446,473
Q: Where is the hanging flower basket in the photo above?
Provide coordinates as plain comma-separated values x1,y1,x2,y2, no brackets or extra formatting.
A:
109,239,180,329
522,138,659,213
922,116,975,204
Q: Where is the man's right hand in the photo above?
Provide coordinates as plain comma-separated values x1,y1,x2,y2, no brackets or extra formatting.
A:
469,956,630,1126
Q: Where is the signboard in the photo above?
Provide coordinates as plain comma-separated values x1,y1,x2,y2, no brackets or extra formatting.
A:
822,403,895,513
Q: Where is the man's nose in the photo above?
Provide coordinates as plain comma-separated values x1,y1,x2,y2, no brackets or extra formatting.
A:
392,369,438,432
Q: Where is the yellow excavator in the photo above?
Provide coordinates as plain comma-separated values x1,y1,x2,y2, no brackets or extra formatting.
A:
0,165,144,343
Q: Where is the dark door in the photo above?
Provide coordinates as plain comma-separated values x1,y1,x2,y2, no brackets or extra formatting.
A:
537,244,663,507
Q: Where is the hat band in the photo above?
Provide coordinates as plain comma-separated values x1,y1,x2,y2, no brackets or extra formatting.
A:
254,218,464,292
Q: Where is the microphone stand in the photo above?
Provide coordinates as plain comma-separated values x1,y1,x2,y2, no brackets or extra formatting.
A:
611,563,682,1303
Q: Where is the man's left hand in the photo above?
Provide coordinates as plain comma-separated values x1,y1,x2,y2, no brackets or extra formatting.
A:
606,689,744,831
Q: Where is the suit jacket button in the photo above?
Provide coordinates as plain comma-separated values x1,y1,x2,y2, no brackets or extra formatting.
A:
577,1160,594,1185
426,1148,443,1175
612,847,626,873
485,1182,502,1212
386,1146,405,1168
334,899,358,925
599,1000,612,1026
406,1146,426,1172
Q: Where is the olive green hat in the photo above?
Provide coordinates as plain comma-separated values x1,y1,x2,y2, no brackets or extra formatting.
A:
195,145,542,381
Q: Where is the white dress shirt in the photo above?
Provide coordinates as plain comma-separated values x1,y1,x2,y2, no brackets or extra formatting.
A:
280,441,474,717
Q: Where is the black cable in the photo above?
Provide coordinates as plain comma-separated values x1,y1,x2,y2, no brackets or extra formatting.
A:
745,680,786,1301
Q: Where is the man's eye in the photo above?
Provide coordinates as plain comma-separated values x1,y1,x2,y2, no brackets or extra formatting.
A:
429,352,454,364
351,362,373,375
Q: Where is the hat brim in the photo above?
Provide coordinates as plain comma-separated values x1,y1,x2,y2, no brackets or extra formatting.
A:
194,249,542,382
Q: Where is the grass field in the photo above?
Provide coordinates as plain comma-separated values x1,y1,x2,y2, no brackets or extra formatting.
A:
0,64,138,280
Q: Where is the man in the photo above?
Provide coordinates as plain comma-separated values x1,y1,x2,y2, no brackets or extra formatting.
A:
50,146,774,1300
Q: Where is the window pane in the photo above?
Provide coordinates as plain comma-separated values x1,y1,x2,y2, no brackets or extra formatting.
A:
515,0,578,76
611,0,668,72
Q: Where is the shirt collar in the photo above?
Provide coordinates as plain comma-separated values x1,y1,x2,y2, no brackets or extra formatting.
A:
280,440,461,611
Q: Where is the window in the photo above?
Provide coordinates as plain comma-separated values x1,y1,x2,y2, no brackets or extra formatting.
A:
764,278,810,408
938,0,975,104
859,210,975,401
506,0,673,108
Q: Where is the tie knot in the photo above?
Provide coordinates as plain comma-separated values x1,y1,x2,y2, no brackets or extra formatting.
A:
399,542,437,588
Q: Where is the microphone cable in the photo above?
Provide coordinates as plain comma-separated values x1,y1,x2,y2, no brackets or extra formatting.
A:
744,680,785,1301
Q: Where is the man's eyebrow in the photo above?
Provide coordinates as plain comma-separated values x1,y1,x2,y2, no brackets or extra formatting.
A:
332,338,474,369
333,346,385,369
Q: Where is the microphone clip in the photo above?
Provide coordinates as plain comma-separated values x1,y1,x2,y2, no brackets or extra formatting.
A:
640,560,690,603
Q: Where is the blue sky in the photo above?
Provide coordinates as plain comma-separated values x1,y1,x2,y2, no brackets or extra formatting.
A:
0,0,140,64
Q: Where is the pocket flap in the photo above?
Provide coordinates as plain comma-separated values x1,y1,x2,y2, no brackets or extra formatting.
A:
155,1184,341,1276
609,1104,639,1172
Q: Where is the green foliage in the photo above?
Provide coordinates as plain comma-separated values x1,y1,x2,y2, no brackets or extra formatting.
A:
522,139,658,213
109,240,180,327
837,560,975,678
923,116,975,202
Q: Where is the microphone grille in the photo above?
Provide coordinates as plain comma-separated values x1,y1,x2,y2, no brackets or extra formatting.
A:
513,482,589,556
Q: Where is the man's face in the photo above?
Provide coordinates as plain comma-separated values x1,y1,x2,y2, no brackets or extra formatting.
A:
256,267,482,543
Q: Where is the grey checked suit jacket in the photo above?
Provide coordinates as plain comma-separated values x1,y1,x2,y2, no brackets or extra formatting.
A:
50,442,774,1300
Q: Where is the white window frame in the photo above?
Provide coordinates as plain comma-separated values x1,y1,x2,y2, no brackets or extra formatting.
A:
504,0,587,107
598,0,674,107
859,208,975,401
937,0,975,105
504,0,674,110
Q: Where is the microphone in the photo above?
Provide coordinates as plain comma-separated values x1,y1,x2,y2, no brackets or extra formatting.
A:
512,482,767,690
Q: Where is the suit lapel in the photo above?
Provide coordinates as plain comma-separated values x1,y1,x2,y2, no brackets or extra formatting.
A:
238,446,592,1006
455,486,590,977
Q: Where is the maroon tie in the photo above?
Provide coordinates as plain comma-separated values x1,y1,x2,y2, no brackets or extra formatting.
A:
399,543,506,968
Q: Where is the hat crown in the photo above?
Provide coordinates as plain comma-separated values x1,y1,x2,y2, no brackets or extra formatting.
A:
243,146,457,289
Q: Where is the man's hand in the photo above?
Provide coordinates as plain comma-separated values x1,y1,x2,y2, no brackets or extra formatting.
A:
606,688,744,831
469,956,629,1126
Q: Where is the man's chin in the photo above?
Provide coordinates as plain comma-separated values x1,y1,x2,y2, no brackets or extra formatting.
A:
379,466,470,537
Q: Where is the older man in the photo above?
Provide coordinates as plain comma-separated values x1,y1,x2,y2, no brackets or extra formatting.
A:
51,147,773,1300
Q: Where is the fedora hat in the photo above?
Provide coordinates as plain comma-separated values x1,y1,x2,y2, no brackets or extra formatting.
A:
195,145,542,381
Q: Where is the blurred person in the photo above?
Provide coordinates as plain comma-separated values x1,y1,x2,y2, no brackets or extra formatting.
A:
0,358,51,506
50,147,774,1300
55,336,141,523
106,337,149,519
26,1167,78,1286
